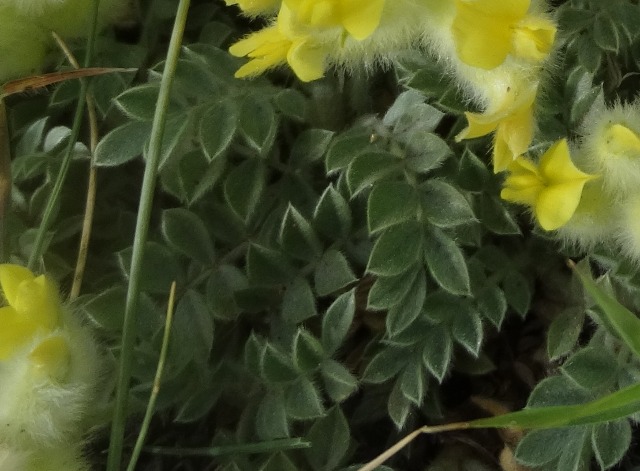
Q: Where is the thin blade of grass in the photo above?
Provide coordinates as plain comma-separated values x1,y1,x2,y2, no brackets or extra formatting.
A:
569,259,640,359
360,382,640,470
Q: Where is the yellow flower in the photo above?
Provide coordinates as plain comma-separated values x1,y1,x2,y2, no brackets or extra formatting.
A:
456,84,536,172
229,21,328,81
283,0,385,40
452,0,556,69
500,139,597,231
229,0,386,81
0,264,71,383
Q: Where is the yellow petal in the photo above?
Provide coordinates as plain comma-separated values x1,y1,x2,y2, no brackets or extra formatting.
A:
229,27,283,57
500,181,542,207
538,139,594,183
493,133,515,173
452,9,512,69
536,181,589,230
498,102,535,155
0,306,39,360
604,123,640,156
287,40,327,82
340,0,384,40
12,275,60,330
305,1,336,26
0,264,34,307
29,335,71,381
500,156,543,204
512,16,556,62
460,0,529,18
456,111,499,141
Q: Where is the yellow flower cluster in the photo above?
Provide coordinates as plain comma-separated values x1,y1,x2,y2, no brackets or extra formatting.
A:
0,0,129,82
227,0,387,82
448,0,556,172
0,264,101,470
226,0,556,172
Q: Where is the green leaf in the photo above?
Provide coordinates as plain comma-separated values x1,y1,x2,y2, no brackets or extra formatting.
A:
422,323,452,382
367,221,422,277
593,13,619,52
244,333,265,376
256,390,289,439
206,265,244,322
279,205,323,261
476,283,507,328
199,100,238,161
240,97,278,155
388,378,412,428
561,346,617,390
314,249,357,296
555,432,590,471
400,361,426,406
547,308,585,361
261,343,299,383
421,180,475,228
577,37,601,73
325,129,372,172
591,420,631,469
261,453,298,471
457,148,489,192
290,129,334,166
292,329,325,373
477,195,520,235
117,241,182,294
383,90,440,130
386,268,427,336
321,359,358,403
95,120,149,166
346,151,402,195
367,181,419,233
367,268,420,311
362,347,406,383
285,376,325,420
514,428,569,467
502,271,531,317
527,375,592,408
305,407,350,471
246,244,293,285
151,114,190,169
224,158,267,223
451,309,483,356
423,226,470,295
282,277,317,323
168,290,214,370
79,286,126,332
115,83,179,121
572,262,640,360
321,289,355,355
313,185,352,240
273,88,307,121
161,149,226,204
161,208,215,264
404,133,451,174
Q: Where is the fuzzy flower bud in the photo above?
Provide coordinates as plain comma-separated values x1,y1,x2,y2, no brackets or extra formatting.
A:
0,264,102,448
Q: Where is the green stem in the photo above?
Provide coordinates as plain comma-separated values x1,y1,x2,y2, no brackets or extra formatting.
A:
143,438,311,457
27,0,101,270
126,282,177,471
106,1,191,468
